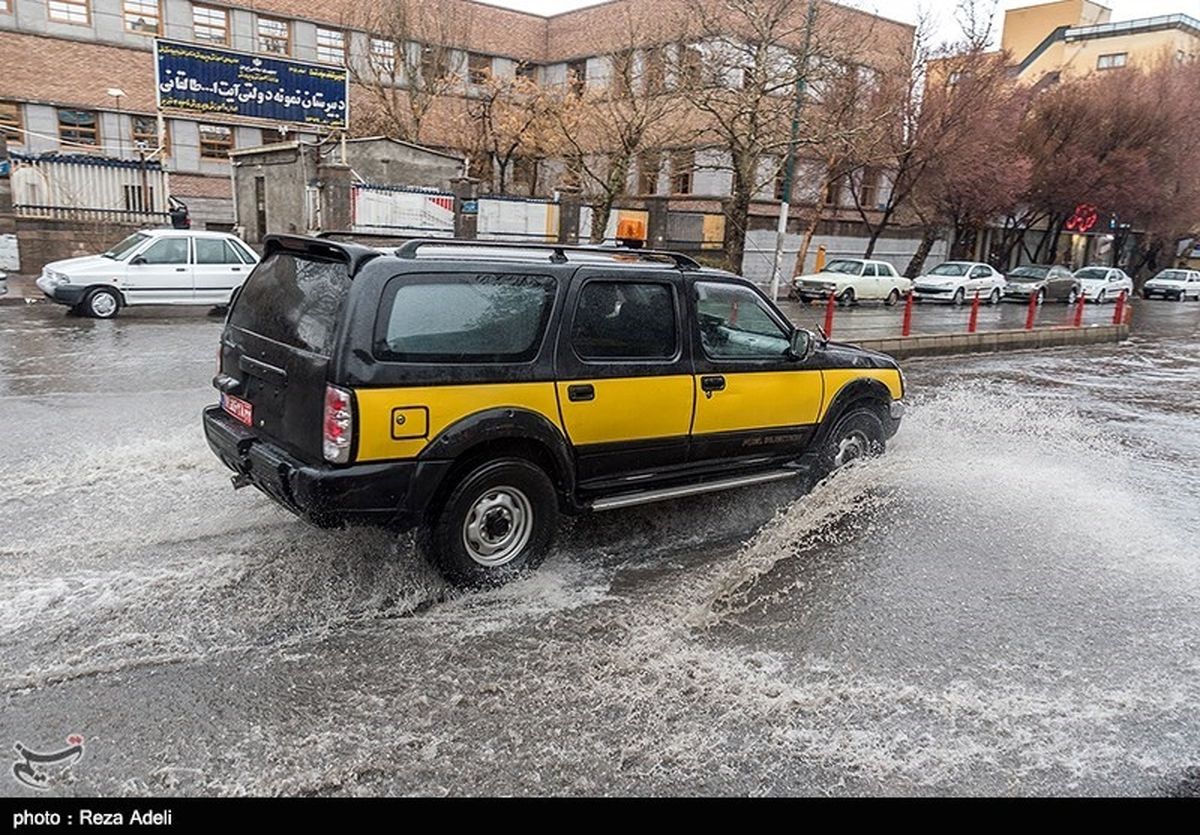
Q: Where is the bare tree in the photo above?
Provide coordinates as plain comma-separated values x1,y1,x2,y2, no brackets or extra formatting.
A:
545,7,692,242
343,0,472,144
462,70,556,195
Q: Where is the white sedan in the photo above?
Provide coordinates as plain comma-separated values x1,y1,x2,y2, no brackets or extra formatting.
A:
1074,266,1133,303
36,229,260,319
1141,268,1200,301
791,258,913,305
912,261,1006,305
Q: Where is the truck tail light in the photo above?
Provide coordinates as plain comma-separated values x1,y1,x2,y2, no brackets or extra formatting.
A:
323,384,354,464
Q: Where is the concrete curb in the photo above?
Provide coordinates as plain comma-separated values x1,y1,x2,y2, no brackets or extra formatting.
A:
855,324,1130,359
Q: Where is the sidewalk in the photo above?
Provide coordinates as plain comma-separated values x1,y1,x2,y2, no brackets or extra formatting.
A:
0,274,43,306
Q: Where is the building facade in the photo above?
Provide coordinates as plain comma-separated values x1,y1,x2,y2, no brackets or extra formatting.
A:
0,0,914,235
1003,0,1200,83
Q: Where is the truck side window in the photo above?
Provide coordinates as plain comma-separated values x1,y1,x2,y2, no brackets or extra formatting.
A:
695,282,790,360
571,280,677,360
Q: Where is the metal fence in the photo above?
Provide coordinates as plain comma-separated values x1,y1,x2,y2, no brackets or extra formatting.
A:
10,152,171,224
350,183,455,237
476,195,560,243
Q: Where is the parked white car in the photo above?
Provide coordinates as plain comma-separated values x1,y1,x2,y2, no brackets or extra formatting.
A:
791,258,913,305
36,229,260,319
1074,266,1133,303
912,261,1006,305
1141,268,1200,301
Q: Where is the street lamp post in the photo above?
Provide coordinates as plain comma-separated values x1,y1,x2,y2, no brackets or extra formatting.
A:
769,0,818,302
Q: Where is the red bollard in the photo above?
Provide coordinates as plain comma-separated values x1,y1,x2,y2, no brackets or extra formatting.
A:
1024,289,1038,331
901,290,914,337
1073,290,1086,327
823,291,836,338
967,290,981,333
1112,290,1126,325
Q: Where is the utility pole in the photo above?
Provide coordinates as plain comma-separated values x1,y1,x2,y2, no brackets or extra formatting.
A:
769,0,818,302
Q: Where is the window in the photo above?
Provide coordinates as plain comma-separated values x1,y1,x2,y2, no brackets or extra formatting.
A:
198,124,233,158
420,45,450,84
970,266,991,279
131,115,167,154
0,101,23,145
862,263,877,277
47,0,88,24
58,109,100,147
229,254,351,356
644,47,665,93
192,6,227,43
139,237,190,264
515,61,538,82
823,177,841,206
468,53,491,85
260,127,287,144
1097,52,1127,70
566,59,587,95
612,50,634,96
0,0,10,13
258,17,290,55
858,169,880,208
572,281,677,360
670,150,694,195
695,282,790,360
376,274,557,363
196,238,247,264
637,152,661,195
371,38,396,74
316,28,345,65
123,0,159,34
773,164,789,201
678,43,703,88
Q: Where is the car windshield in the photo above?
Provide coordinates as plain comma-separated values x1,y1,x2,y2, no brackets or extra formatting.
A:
1075,268,1108,280
103,233,150,260
821,260,862,275
929,263,970,277
1009,266,1048,279
1154,270,1187,281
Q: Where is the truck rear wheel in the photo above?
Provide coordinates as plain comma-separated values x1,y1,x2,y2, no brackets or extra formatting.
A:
430,458,558,588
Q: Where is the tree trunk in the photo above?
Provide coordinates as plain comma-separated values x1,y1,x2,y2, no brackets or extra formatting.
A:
904,228,938,277
723,188,753,274
792,209,822,277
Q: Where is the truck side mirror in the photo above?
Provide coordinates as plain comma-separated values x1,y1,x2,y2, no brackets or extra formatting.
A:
788,328,814,361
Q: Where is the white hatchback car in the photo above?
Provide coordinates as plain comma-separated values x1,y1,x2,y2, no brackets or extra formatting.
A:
36,229,260,319
912,261,1007,305
1074,266,1134,303
791,258,913,305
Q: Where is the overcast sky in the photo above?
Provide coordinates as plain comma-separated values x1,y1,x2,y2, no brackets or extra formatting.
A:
478,0,1200,47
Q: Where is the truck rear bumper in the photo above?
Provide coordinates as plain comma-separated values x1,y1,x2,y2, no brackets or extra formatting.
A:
202,405,451,529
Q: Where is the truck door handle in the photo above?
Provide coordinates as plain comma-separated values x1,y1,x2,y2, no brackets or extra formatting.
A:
701,375,726,396
567,384,595,402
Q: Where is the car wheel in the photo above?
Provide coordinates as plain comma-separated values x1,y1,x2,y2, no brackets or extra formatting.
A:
1035,288,1046,305
1067,287,1079,304
989,288,1002,305
838,288,855,307
816,408,886,477
1097,290,1107,304
430,458,557,588
952,287,965,306
82,287,121,319
885,288,900,306
1177,292,1186,302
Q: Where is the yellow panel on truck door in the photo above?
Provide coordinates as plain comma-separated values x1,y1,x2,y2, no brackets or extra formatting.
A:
819,369,903,420
556,375,694,445
691,370,823,435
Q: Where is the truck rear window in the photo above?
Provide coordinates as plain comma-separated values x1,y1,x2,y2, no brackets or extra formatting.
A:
374,273,556,363
228,253,350,355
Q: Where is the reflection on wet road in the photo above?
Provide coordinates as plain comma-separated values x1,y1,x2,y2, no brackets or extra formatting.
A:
1,301,1198,795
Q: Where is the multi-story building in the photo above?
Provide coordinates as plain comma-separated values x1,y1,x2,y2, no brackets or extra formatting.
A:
1003,0,1200,84
0,0,913,236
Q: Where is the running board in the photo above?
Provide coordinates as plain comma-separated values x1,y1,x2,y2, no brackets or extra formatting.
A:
589,469,800,512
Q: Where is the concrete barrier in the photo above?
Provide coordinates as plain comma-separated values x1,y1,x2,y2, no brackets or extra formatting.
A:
854,324,1130,359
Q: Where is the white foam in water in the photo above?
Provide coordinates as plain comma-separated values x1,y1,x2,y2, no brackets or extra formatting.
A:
3,375,1199,793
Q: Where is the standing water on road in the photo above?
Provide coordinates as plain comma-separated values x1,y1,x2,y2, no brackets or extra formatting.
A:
0,302,1198,795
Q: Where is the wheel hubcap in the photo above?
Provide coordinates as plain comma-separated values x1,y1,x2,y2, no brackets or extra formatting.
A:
833,430,870,469
462,486,532,567
91,293,116,317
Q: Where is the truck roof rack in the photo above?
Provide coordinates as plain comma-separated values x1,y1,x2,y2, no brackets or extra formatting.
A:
392,238,702,271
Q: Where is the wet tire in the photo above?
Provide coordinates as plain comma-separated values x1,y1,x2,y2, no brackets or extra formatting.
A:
838,288,855,307
1068,288,1079,304
885,288,900,306
988,288,1002,306
430,458,557,588
81,287,121,319
1035,289,1046,305
1097,290,1107,304
815,407,886,478
952,287,966,306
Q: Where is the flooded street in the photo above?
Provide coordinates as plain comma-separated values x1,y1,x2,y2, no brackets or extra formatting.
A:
1,301,1198,796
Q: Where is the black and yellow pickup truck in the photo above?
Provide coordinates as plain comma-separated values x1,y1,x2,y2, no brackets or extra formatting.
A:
203,237,905,586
